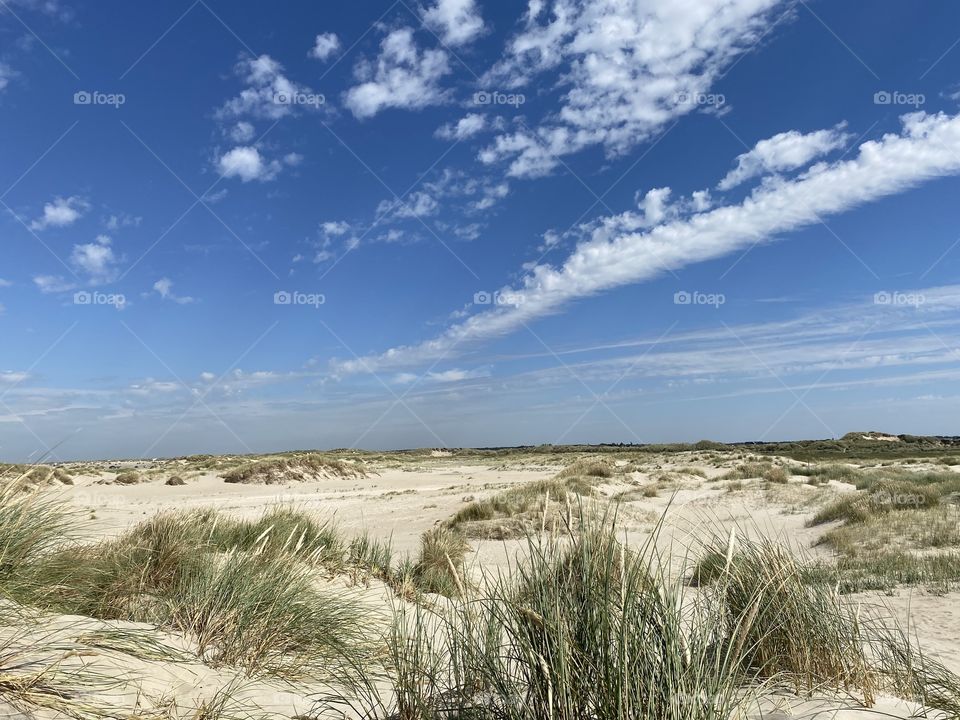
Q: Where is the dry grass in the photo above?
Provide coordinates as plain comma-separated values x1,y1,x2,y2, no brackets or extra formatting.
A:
447,477,593,539
221,453,365,484
556,458,614,479
720,461,791,483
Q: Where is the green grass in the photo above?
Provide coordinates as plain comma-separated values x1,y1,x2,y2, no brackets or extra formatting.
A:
0,483,72,583
801,471,960,592
328,515,960,718
790,463,863,483
810,481,942,526
411,526,470,597
806,551,960,594
4,505,371,681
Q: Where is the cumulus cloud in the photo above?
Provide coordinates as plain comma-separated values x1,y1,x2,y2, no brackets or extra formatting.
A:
421,0,485,46
717,124,852,190
472,181,509,210
70,234,118,284
435,113,488,140
309,32,341,61
479,0,788,178
321,220,350,236
229,121,255,143
331,111,960,374
344,28,451,119
218,55,321,120
217,146,281,182
29,196,87,231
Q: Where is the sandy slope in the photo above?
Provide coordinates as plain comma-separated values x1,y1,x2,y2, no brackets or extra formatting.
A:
12,453,960,717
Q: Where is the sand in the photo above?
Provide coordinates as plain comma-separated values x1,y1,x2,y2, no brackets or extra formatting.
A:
5,450,958,718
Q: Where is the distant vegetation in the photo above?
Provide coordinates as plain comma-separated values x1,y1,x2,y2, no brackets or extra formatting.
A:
221,453,366,484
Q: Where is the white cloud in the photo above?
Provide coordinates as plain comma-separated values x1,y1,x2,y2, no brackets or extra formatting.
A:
218,55,321,120
283,152,304,166
0,279,11,288
377,190,439,220
29,195,88,231
217,146,281,182
153,277,194,304
717,124,852,190
0,62,17,92
480,0,788,177
309,32,341,61
472,181,509,210
70,234,118,284
331,111,960,374
33,275,76,294
436,113,487,140
392,367,489,384
422,0,485,46
344,28,451,119
321,220,350,236
0,371,29,385
229,121,255,143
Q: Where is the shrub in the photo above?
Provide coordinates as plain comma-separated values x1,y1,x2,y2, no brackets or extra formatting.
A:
557,459,613,479
114,471,143,485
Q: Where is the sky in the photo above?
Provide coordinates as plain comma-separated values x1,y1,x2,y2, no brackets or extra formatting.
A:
2,0,960,461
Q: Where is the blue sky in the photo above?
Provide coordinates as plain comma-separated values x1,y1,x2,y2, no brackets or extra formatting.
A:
2,0,960,461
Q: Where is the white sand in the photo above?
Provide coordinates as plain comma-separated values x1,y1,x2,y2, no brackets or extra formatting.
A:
8,451,958,718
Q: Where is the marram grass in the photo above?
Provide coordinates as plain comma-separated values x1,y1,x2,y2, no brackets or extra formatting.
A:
323,509,960,719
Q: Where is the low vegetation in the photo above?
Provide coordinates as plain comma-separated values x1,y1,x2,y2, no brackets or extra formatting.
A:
4,506,368,680
411,526,470,597
221,453,366,484
800,466,960,592
327,515,960,718
720,461,791,483
448,477,594,539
